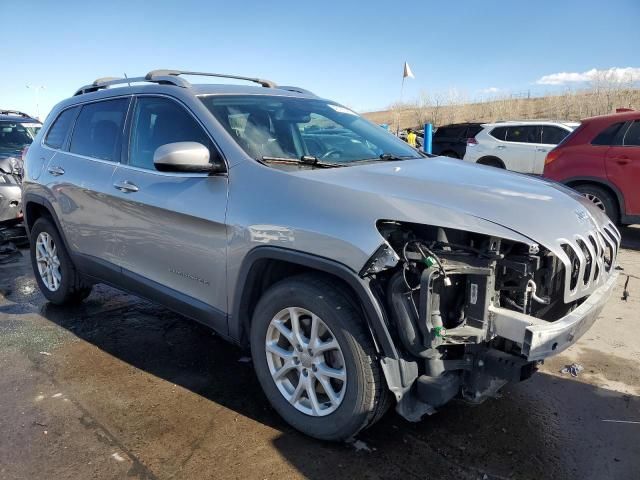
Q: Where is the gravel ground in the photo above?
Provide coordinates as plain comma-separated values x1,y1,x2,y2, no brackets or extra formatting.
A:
1,228,639,480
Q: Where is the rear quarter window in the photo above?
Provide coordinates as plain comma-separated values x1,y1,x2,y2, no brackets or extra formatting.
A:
489,126,507,140
591,122,626,146
44,107,78,149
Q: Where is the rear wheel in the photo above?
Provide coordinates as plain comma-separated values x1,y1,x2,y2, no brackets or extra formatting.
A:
250,274,389,440
573,184,619,223
29,217,92,305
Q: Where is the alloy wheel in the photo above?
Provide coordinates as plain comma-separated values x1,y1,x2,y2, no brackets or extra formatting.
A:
35,232,61,291
265,307,347,416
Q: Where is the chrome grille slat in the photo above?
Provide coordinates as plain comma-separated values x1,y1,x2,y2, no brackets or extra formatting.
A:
558,222,620,303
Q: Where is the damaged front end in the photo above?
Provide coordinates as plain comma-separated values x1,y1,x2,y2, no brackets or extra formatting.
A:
363,220,620,421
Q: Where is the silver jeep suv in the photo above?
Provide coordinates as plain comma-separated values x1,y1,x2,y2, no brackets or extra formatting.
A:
23,70,620,440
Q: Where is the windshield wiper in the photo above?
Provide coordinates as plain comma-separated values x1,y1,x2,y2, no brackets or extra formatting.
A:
378,153,415,161
259,155,344,168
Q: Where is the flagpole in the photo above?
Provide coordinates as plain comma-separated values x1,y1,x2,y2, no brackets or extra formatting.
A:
397,72,406,135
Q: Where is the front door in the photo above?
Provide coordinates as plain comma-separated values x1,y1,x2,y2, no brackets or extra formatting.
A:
606,120,640,216
109,95,229,332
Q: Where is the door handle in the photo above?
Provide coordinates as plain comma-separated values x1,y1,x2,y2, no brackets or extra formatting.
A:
496,145,506,150
536,148,548,152
47,165,65,176
613,156,631,165
113,180,139,193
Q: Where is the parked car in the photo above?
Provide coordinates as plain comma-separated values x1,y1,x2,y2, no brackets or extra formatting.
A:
544,110,640,225
0,110,41,224
463,120,579,174
432,122,483,159
24,70,619,441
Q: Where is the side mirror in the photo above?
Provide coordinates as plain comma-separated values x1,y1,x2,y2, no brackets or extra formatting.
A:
153,142,222,173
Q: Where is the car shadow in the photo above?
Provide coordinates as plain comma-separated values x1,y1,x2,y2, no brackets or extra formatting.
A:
620,225,640,251
35,297,639,480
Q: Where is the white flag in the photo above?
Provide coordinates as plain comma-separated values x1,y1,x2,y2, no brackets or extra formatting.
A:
403,62,415,79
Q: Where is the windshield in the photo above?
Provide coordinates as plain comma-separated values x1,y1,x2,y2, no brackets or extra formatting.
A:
0,121,40,152
199,95,421,165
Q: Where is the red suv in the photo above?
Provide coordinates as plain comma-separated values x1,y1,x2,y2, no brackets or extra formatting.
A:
543,110,640,225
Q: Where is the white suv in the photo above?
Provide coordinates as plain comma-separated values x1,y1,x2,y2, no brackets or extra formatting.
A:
463,121,579,174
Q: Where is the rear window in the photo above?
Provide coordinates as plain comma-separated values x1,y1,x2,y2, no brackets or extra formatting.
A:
622,120,640,146
466,125,483,138
45,107,78,149
592,122,626,146
70,99,129,161
434,126,466,139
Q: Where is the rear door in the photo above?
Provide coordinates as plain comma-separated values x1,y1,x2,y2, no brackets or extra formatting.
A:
605,120,640,216
109,95,229,331
47,98,130,268
500,125,539,173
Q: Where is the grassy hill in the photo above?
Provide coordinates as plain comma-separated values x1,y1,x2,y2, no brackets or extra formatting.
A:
363,88,640,130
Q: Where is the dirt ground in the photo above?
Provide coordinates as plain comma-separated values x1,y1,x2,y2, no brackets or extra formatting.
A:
1,229,639,480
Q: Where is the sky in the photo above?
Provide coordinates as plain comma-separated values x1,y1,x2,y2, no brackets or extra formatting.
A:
1,0,639,119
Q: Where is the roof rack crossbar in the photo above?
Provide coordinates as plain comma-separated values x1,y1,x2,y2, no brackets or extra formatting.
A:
145,70,277,89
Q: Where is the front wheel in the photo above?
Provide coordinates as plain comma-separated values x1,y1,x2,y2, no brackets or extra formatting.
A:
573,184,619,224
250,274,390,440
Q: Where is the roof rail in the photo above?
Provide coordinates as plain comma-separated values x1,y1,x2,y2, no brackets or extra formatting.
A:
0,109,32,118
277,85,316,95
74,69,278,96
145,70,277,88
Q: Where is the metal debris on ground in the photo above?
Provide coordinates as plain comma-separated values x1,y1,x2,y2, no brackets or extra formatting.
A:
347,438,372,452
39,351,52,356
560,363,584,377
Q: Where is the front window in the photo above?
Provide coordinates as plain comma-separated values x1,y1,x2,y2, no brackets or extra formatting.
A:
199,95,421,166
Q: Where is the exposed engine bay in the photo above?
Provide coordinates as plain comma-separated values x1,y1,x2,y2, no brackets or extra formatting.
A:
362,220,601,418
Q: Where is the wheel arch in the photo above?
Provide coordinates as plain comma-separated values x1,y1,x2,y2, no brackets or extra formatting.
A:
230,246,399,359
23,194,69,246
476,156,505,168
563,176,625,220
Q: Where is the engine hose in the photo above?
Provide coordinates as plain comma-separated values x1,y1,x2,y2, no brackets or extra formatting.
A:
388,271,437,359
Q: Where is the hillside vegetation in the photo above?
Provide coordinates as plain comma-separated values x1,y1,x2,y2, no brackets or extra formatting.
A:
363,87,640,130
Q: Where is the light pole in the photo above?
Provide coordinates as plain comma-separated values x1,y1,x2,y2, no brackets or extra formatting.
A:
26,84,46,120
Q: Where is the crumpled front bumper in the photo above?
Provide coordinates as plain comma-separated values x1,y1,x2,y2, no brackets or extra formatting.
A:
489,272,618,361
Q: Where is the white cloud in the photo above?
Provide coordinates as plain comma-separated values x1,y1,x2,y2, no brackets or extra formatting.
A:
480,87,500,94
536,67,640,85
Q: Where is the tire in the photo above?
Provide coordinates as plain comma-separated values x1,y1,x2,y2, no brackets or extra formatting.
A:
573,184,619,223
29,217,92,305
250,273,389,441
477,156,505,169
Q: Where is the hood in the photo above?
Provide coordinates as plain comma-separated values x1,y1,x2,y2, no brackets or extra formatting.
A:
293,157,612,251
